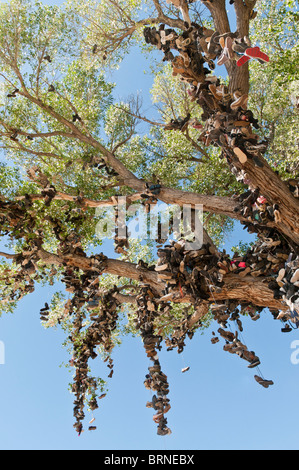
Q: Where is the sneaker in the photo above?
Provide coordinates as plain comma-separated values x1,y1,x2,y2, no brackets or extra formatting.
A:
198,37,209,54
217,48,230,66
236,54,250,67
252,155,264,167
239,266,251,277
160,30,176,45
208,84,223,101
291,269,299,284
245,46,269,63
248,358,261,368
233,147,248,164
245,141,268,153
254,375,274,388
277,268,286,282
232,39,248,54
281,323,292,333
211,336,219,344
251,314,260,321
208,30,220,46
225,36,235,59
230,93,248,110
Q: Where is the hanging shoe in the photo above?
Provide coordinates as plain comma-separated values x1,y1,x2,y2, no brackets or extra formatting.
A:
277,268,286,283
211,336,219,344
291,269,299,284
233,147,248,164
244,140,268,153
273,205,282,223
281,324,292,333
203,55,216,69
236,54,250,67
217,48,230,66
176,35,191,50
232,36,250,53
239,266,251,277
208,84,223,101
232,42,248,54
247,357,261,368
198,36,209,54
207,30,221,56
245,46,269,63
252,155,264,167
254,375,274,388
225,36,235,59
210,30,221,44
160,30,176,45
189,118,203,129
230,93,248,110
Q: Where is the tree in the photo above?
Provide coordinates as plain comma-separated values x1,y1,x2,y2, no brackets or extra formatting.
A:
0,0,298,437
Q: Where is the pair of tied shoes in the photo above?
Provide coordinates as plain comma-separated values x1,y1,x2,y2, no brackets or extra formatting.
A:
237,46,269,66
217,35,269,67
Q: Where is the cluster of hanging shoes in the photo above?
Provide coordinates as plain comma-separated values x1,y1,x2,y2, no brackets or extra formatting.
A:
268,254,299,330
142,3,273,216
0,176,116,436
114,199,130,255
164,307,195,354
233,188,284,225
135,286,172,436
155,238,221,303
209,299,274,387
154,227,299,329
68,285,120,435
0,195,43,302
57,258,125,436
233,179,299,230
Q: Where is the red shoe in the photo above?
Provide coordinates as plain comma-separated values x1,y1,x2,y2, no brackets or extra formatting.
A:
257,50,269,62
245,46,269,62
244,46,259,57
236,54,250,67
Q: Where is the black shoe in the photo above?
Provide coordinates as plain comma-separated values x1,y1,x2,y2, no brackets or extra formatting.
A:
248,358,261,368
252,155,264,167
281,324,292,333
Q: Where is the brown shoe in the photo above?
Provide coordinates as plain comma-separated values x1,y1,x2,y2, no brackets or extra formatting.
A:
208,84,223,101
233,147,248,164
254,375,274,388
231,93,248,110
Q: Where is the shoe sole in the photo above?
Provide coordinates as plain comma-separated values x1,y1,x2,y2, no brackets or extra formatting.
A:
233,147,248,163
236,55,250,67
245,47,269,62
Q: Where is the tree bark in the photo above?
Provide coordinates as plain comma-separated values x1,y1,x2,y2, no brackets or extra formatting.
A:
233,157,299,245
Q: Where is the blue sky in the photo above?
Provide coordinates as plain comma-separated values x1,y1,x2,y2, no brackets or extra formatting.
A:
0,0,299,451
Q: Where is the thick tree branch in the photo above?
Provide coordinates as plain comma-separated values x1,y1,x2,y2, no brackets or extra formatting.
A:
214,274,287,312
0,251,17,260
34,248,286,312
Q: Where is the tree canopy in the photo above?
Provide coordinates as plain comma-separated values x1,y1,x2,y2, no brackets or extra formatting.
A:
0,0,298,437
